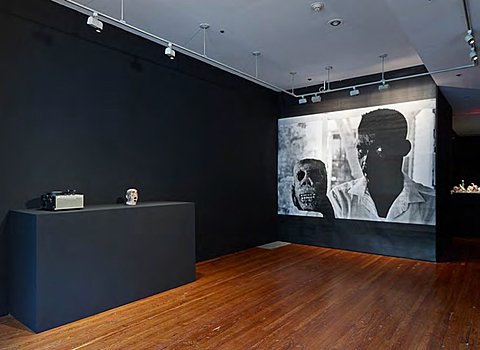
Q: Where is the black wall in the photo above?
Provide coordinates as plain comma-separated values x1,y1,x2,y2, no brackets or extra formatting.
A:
0,0,278,316
448,133,480,238
436,90,453,256
278,69,441,261
452,135,480,184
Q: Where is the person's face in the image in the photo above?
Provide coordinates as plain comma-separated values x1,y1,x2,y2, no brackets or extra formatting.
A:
356,131,407,181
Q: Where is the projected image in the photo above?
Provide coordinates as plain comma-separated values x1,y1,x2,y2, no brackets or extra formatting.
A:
278,99,436,225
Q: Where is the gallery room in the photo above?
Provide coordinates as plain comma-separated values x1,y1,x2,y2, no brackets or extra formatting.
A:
0,0,479,348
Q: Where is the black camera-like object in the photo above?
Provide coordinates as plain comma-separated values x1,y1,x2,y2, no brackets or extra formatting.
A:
41,190,84,211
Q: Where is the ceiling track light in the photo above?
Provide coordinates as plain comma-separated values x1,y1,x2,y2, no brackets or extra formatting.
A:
298,96,307,105
165,42,176,60
87,12,103,33
311,94,322,103
64,0,478,99
462,1,477,64
295,62,474,102
378,83,390,91
470,46,478,63
349,87,360,96
465,29,475,46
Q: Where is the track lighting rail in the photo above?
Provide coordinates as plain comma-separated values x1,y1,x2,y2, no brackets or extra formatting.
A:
53,0,295,95
296,63,475,100
53,0,477,102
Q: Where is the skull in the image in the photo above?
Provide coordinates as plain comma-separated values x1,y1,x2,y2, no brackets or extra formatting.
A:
292,159,327,212
125,188,139,206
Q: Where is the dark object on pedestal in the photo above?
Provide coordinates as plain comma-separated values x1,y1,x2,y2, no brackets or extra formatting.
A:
8,202,195,332
40,190,84,211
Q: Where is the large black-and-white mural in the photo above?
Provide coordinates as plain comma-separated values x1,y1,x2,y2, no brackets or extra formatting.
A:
278,99,436,225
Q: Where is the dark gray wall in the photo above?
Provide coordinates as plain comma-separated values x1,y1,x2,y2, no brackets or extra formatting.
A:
452,135,480,184
436,90,454,257
278,69,440,261
0,0,278,316
448,130,480,238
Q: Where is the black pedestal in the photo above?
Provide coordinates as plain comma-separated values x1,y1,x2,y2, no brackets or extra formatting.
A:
8,202,195,332
449,193,480,237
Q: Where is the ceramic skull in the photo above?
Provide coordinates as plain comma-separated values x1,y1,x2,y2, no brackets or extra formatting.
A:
292,159,327,211
125,188,138,206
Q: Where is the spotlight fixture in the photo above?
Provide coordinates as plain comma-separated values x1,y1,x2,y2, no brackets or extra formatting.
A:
465,30,475,46
378,83,390,91
165,42,176,60
470,46,478,63
349,87,360,96
311,94,322,103
87,12,103,33
298,96,307,105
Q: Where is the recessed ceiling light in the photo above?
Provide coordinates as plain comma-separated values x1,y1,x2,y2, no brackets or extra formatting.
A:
328,18,343,27
219,29,225,34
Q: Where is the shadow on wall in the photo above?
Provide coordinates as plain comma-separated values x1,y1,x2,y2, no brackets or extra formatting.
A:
25,198,41,209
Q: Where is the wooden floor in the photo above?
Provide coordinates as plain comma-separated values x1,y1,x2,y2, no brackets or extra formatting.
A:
0,238,479,350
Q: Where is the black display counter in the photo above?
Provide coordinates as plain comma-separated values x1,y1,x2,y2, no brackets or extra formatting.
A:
449,193,480,236
8,202,195,332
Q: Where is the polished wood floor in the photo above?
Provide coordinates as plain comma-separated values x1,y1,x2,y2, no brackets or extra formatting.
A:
0,238,479,349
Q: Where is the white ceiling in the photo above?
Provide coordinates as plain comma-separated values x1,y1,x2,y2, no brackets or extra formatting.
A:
55,0,480,135
385,0,480,135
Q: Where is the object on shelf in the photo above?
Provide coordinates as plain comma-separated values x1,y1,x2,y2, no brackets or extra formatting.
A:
451,181,480,194
41,190,84,210
125,188,138,205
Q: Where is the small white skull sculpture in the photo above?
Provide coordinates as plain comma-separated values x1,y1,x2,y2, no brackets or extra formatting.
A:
125,188,139,206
